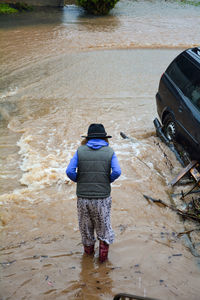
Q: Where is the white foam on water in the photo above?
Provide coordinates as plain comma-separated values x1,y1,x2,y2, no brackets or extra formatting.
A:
130,142,145,157
16,132,76,189
0,174,19,179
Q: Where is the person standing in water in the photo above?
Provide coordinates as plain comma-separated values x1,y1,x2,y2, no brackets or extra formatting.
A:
66,123,121,263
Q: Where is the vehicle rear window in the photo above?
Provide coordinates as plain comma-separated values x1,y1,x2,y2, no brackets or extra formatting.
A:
166,55,200,112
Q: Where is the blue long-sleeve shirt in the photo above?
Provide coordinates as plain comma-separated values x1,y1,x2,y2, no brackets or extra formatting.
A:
66,139,121,183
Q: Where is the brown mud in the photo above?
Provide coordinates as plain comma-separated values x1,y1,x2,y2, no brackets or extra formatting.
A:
1,1,200,299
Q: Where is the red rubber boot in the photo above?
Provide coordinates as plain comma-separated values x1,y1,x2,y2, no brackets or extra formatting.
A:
99,241,109,263
84,245,94,255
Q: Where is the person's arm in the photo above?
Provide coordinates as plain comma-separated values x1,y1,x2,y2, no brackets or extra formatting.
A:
110,152,121,183
66,150,78,182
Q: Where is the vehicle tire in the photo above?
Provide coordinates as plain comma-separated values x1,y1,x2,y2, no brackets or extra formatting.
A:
163,114,178,141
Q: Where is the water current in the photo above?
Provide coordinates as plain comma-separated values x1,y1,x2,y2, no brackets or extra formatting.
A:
0,0,200,299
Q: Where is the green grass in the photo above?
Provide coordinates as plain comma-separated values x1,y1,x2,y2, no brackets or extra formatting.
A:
0,4,18,14
178,0,200,6
0,3,33,14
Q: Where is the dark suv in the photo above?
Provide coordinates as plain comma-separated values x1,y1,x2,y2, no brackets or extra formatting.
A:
156,47,200,161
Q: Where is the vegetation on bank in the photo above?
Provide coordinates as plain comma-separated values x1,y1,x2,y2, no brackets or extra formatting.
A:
0,0,199,15
76,0,119,15
0,3,33,14
178,0,200,6
76,0,200,15
0,4,18,14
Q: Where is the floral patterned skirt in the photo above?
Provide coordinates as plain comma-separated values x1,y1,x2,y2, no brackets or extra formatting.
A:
77,196,115,246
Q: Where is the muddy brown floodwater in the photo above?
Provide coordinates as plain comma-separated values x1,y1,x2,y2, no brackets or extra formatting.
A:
0,1,200,299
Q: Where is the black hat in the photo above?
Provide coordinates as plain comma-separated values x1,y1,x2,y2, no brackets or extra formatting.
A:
82,123,112,139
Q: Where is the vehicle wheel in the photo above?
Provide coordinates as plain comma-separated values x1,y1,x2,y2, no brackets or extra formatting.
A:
163,114,178,141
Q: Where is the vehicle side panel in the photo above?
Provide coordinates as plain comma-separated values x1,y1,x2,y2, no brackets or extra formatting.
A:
155,48,200,160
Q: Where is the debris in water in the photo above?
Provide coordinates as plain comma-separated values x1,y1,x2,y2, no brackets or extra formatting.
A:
110,266,121,271
47,280,54,287
120,132,153,171
143,194,200,222
0,260,16,267
135,271,142,274
170,161,200,200
169,160,198,186
153,118,200,211
193,197,200,213
120,131,138,143
40,255,48,262
177,229,199,237
117,224,127,234
154,140,174,171
33,255,40,259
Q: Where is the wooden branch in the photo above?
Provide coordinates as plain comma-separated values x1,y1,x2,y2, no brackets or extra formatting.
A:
143,194,200,222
